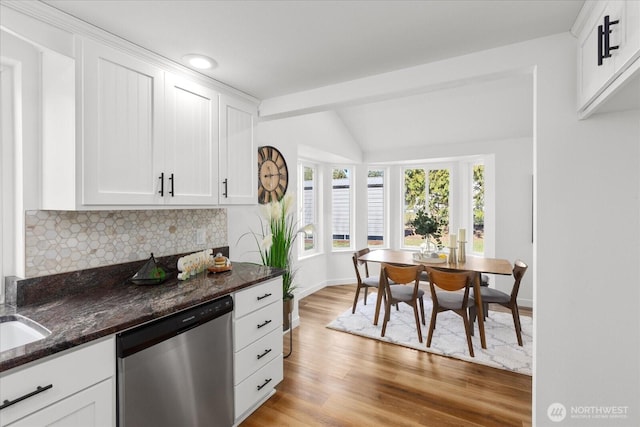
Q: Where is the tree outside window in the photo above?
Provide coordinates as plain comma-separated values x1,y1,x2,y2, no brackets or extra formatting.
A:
404,167,450,248
472,164,485,254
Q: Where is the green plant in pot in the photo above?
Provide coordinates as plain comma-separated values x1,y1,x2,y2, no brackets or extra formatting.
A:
411,205,442,253
247,194,310,329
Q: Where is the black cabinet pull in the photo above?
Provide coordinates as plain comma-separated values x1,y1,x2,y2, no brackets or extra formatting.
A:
257,348,272,360
0,384,53,410
223,178,228,198
257,293,272,301
169,173,175,197
598,15,620,65
256,378,272,391
158,173,164,197
257,319,272,329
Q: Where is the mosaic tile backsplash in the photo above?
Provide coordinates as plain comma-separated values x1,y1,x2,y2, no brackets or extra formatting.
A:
25,209,227,277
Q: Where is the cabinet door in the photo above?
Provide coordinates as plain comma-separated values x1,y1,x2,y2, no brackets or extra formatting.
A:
615,0,640,69
219,94,257,205
7,379,114,427
164,73,219,205
81,38,164,205
578,1,620,108
0,338,114,426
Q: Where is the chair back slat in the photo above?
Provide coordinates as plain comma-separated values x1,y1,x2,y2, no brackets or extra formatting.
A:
381,263,423,304
351,253,363,284
382,263,422,285
425,267,474,292
510,259,528,303
354,248,371,277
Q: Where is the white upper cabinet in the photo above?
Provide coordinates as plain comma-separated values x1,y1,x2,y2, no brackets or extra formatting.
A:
575,0,640,117
219,94,257,205
5,3,260,209
165,73,219,205
60,37,255,209
81,38,165,205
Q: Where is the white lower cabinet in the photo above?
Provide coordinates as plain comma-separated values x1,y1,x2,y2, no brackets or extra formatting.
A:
6,379,113,427
0,338,115,427
233,278,283,424
234,355,283,418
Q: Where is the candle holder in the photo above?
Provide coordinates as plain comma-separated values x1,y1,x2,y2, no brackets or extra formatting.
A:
448,246,458,264
458,240,467,263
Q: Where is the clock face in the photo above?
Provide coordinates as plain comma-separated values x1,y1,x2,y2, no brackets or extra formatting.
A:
258,146,288,204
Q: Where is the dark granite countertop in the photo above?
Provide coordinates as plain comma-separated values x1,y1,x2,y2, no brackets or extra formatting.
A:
0,261,283,373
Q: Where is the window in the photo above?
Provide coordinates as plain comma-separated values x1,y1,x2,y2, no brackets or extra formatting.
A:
428,168,451,246
331,167,352,249
299,162,318,255
403,166,451,248
367,168,385,247
472,163,485,254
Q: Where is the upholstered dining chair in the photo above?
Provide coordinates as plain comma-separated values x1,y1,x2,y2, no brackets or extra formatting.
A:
351,248,385,314
425,267,477,357
380,263,426,343
470,259,528,346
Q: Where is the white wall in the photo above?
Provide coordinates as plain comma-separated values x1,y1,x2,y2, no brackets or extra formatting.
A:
252,32,640,425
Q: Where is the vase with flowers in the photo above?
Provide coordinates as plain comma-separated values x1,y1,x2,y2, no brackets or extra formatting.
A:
411,205,442,257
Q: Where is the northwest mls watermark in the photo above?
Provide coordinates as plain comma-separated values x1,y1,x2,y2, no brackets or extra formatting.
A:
547,402,630,422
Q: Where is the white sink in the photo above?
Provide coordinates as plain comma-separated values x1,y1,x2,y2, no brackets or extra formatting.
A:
0,315,51,353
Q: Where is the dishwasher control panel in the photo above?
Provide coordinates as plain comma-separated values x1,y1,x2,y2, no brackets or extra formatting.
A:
117,295,233,358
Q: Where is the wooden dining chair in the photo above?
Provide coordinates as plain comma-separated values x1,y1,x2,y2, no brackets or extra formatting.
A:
425,267,477,357
380,263,426,343
351,248,385,313
470,259,528,346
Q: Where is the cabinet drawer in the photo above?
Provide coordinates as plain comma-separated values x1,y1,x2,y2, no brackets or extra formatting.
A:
6,378,114,427
234,300,282,351
234,278,282,318
234,354,283,419
234,327,282,385
0,338,114,426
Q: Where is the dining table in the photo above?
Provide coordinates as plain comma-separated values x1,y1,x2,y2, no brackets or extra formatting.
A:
358,249,513,349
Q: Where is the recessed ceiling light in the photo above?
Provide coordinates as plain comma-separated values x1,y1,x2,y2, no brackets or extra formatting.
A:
182,54,218,70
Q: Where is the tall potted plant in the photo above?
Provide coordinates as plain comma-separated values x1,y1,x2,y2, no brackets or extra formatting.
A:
248,194,304,330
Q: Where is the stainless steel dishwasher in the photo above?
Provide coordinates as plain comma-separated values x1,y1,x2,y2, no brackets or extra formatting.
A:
116,295,233,427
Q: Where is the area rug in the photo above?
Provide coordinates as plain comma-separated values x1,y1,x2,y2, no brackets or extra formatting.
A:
327,294,532,376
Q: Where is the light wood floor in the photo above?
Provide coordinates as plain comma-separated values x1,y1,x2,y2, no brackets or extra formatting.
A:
241,284,532,427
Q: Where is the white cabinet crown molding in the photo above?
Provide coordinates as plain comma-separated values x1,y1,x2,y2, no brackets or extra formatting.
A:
1,0,259,104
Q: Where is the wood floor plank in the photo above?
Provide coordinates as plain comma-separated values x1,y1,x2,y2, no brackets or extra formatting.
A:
241,284,532,427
